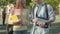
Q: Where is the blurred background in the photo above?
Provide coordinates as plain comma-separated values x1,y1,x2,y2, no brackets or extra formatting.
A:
0,0,60,34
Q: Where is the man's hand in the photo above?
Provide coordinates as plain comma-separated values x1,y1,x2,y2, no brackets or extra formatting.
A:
39,21,51,28
32,18,39,23
39,22,46,28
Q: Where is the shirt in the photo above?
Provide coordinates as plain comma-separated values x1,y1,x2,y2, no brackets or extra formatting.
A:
13,9,30,31
30,2,56,23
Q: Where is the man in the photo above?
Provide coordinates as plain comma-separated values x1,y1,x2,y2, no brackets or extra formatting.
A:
30,0,55,34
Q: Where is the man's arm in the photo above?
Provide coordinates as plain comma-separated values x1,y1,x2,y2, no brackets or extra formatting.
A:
45,4,56,24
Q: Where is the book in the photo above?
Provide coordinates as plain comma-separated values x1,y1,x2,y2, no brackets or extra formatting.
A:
10,14,19,22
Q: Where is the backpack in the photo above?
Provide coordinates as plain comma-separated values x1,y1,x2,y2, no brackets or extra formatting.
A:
45,3,49,20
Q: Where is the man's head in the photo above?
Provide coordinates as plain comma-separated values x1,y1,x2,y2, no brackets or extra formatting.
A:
34,0,42,5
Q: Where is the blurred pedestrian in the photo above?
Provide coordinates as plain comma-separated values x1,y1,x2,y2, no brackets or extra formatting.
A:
2,6,6,25
7,5,14,34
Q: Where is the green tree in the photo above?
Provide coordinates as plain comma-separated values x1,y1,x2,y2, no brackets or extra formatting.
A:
0,0,8,6
26,0,31,6
30,0,35,8
43,0,60,10
0,0,16,7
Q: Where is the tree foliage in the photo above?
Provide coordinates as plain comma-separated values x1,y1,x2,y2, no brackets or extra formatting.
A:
0,0,60,9
29,0,60,10
43,0,60,10
0,0,16,7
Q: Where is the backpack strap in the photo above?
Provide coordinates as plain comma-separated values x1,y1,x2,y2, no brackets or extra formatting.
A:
45,3,52,26
45,3,49,20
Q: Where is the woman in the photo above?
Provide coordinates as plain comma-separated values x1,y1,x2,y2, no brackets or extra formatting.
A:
8,0,29,34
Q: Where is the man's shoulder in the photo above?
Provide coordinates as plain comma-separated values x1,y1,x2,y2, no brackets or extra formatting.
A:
42,3,53,9
42,2,51,6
